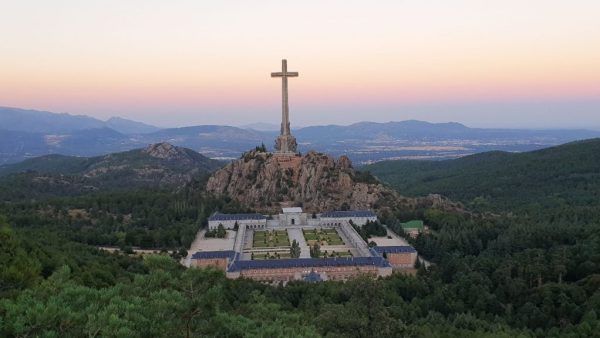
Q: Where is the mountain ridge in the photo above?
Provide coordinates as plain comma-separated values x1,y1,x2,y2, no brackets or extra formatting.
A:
0,142,223,198
2,106,600,165
0,106,159,134
364,138,600,211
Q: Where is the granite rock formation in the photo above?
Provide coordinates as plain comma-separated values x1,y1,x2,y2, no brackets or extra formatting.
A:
206,150,460,214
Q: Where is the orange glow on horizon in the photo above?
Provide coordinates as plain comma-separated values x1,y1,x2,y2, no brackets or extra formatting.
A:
0,0,599,126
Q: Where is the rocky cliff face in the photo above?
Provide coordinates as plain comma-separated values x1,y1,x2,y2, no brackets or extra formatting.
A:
206,150,459,214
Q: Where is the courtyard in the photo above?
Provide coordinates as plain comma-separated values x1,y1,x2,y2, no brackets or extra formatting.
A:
239,224,367,260
302,228,345,246
253,230,290,248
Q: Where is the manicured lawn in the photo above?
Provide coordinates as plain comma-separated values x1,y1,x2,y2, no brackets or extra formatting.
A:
320,250,353,258
302,228,345,246
252,252,292,260
253,230,290,248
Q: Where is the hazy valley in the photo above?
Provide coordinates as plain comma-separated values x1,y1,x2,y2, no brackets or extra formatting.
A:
2,106,599,165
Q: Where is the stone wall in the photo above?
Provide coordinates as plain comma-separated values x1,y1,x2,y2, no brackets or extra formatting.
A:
320,215,377,227
191,258,229,271
208,218,267,230
239,265,381,282
387,252,417,268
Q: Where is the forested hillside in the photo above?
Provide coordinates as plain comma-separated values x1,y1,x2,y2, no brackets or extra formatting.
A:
1,141,600,337
365,138,600,211
0,143,223,199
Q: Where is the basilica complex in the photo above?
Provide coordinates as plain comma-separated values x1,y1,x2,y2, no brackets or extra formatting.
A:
189,60,418,282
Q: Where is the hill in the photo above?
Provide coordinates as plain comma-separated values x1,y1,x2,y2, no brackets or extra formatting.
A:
104,116,160,134
143,125,269,157
206,150,461,214
297,120,600,141
364,138,600,211
293,120,600,164
0,143,223,198
2,144,600,337
0,106,105,133
295,120,472,143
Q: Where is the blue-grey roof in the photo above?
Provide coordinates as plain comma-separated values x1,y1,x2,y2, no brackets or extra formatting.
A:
228,256,390,272
303,271,323,283
191,250,236,260
372,246,417,255
208,213,266,221
320,210,376,218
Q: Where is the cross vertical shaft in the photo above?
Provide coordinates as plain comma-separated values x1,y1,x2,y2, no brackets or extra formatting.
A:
281,60,289,135
271,59,298,138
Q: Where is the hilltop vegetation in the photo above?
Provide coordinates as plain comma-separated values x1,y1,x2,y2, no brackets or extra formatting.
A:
0,143,222,199
365,138,600,212
1,140,600,337
0,142,221,177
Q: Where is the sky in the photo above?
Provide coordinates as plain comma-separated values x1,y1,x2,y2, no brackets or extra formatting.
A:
1,0,599,129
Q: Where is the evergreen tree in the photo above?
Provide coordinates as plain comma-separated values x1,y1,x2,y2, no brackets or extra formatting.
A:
216,224,226,238
290,239,301,258
310,243,321,258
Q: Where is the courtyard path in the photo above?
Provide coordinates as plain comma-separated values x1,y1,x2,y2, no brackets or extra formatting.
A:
287,228,311,258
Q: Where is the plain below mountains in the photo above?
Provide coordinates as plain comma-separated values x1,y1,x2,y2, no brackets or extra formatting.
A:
364,138,600,212
2,106,600,165
0,143,223,199
0,107,268,164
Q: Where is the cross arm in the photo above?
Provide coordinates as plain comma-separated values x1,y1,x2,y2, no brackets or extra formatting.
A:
271,72,299,77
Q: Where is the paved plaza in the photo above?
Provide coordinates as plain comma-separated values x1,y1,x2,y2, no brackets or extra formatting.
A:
368,228,410,247
184,229,235,267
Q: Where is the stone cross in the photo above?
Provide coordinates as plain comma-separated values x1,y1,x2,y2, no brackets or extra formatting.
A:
271,59,298,136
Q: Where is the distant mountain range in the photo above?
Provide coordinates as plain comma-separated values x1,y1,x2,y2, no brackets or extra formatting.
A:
0,106,160,134
240,122,280,131
2,106,600,165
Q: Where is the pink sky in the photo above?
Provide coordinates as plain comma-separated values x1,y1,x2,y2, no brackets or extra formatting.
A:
1,1,599,128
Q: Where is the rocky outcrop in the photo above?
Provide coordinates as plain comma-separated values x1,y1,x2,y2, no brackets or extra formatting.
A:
3,142,223,192
142,142,213,165
77,143,223,187
142,142,187,160
206,150,461,214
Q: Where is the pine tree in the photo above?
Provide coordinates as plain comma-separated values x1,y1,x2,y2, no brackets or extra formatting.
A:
290,239,301,258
